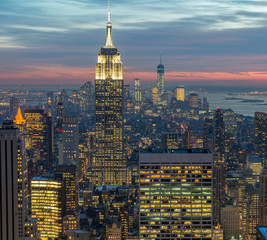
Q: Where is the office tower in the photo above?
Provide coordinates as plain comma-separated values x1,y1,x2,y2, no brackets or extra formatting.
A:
203,118,214,150
24,109,48,161
31,177,63,239
25,219,40,240
162,91,169,106
10,97,19,118
238,168,258,238
157,55,164,103
0,122,25,240
188,93,199,108
247,155,263,177
202,96,209,110
93,4,126,186
151,86,159,105
161,132,183,150
46,112,54,170
80,81,93,112
212,153,226,224
55,165,78,215
124,85,130,99
237,184,260,240
134,78,142,102
173,86,185,102
61,117,79,165
139,149,213,240
55,102,64,165
221,204,241,239
47,97,52,117
214,108,225,161
62,215,80,236
259,167,267,226
224,110,237,163
255,112,267,165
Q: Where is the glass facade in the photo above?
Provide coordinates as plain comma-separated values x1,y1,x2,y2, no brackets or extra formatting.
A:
31,178,62,240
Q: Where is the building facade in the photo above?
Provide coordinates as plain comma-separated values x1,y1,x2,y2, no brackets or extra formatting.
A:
62,117,79,165
134,78,142,102
0,123,25,240
259,167,267,226
139,149,213,239
31,177,63,239
93,7,126,186
255,112,267,165
173,86,185,102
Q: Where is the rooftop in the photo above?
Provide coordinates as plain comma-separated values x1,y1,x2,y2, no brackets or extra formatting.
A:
257,227,267,240
140,148,212,154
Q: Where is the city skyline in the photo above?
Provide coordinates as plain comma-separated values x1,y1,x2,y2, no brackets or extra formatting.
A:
1,0,267,85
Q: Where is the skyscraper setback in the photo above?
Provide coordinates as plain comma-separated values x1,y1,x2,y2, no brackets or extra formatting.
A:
93,3,126,185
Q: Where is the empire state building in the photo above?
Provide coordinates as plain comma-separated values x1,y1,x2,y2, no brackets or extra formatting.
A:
93,3,126,186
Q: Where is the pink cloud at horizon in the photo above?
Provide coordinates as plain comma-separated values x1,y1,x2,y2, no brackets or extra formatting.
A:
0,64,267,85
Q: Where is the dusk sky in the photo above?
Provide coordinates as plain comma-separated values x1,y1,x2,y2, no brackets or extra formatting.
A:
1,0,267,86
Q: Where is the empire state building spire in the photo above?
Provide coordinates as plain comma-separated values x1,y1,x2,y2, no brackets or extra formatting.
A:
103,0,115,48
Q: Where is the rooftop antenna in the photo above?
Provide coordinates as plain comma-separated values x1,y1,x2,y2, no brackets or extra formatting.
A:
108,0,111,23
160,52,162,64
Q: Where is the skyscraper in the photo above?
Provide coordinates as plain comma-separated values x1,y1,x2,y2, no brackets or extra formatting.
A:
62,117,79,165
203,118,214,150
214,108,225,161
161,132,183,150
151,86,159,105
24,109,48,161
188,93,199,108
10,97,19,119
93,3,126,186
173,86,185,102
157,55,164,104
0,122,25,240
31,177,63,239
134,78,142,102
139,149,213,240
255,112,267,165
55,165,78,215
259,167,267,226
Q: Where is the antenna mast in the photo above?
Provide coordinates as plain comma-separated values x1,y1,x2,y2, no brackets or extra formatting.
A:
108,0,111,23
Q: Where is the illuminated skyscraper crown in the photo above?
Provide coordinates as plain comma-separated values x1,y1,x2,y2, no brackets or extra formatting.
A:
96,0,123,80
14,106,26,125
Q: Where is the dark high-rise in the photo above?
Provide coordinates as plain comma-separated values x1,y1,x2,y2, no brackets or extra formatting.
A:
255,112,267,165
203,118,214,150
93,4,126,186
0,122,25,240
214,108,225,161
